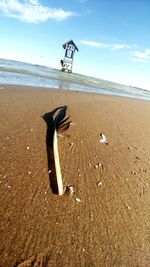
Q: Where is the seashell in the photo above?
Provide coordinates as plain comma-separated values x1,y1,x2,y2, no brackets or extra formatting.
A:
94,165,98,169
99,132,108,144
75,197,81,202
97,181,102,186
66,186,74,195
69,142,74,147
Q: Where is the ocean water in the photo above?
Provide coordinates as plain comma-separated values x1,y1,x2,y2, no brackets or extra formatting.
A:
0,58,150,101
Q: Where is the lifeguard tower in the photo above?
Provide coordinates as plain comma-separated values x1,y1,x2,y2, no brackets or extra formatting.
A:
60,40,79,73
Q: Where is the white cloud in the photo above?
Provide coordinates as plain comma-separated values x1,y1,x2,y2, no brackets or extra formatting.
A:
80,40,131,51
111,44,130,50
0,0,76,23
80,40,109,48
131,49,150,62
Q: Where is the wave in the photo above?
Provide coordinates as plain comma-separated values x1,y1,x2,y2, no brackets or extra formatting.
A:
0,58,150,101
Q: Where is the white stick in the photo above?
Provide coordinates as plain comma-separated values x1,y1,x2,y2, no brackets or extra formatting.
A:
53,129,64,195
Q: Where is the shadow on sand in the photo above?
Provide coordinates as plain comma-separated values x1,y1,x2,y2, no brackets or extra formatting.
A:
42,108,60,195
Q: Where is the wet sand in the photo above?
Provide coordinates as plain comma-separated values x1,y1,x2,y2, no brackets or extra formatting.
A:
0,84,150,267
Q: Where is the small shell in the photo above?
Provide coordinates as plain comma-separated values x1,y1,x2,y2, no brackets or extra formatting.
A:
126,204,131,210
131,171,136,175
69,142,74,147
97,162,103,170
94,165,98,169
99,132,108,144
66,186,74,195
75,197,81,203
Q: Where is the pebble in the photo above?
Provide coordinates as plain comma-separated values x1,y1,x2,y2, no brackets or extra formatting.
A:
26,146,30,150
48,170,51,174
28,171,31,175
97,181,102,186
128,147,132,150
88,163,92,167
78,174,81,177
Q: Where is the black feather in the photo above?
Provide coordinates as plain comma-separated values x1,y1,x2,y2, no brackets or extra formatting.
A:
57,116,70,127
54,106,67,127
57,122,71,133
53,106,71,134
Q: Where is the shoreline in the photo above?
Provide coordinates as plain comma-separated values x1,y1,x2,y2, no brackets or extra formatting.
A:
0,85,150,266
1,83,150,102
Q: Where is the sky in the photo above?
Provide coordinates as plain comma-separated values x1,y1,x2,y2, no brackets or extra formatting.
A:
0,0,150,90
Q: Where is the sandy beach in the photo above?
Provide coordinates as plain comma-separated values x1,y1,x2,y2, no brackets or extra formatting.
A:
0,84,150,267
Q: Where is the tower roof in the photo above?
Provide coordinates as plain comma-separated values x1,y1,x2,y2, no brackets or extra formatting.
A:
62,40,79,52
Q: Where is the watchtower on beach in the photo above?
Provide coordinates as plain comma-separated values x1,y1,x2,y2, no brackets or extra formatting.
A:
60,40,79,73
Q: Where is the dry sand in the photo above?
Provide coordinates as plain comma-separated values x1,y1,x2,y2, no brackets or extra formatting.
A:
0,84,150,267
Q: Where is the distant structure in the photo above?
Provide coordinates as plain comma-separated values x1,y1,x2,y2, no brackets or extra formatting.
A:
60,40,79,73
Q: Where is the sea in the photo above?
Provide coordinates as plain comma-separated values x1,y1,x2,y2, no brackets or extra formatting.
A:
0,58,150,101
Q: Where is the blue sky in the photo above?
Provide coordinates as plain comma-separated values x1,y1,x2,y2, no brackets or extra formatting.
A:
0,0,150,90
